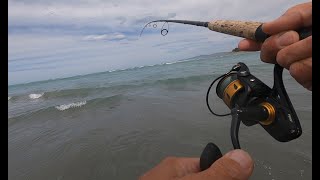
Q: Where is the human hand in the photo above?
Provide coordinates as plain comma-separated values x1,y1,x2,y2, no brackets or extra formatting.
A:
238,2,312,91
139,149,253,180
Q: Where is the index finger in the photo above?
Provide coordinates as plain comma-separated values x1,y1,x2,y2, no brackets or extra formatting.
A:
238,39,262,51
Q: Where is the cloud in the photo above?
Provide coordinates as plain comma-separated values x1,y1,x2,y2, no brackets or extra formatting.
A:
133,13,177,25
9,0,309,34
82,33,126,41
8,0,310,85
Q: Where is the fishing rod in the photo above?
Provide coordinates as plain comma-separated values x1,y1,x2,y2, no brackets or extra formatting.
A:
141,19,312,171
140,19,312,42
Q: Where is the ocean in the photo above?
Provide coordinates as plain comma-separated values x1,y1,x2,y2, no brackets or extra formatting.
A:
8,51,312,180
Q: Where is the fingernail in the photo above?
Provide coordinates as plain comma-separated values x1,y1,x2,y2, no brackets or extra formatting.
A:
225,150,253,169
278,32,295,47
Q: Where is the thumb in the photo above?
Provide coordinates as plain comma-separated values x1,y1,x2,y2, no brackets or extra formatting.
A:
181,149,254,180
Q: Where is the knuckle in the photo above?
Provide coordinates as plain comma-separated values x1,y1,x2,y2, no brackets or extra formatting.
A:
295,11,304,25
138,174,147,180
304,36,312,51
285,30,300,43
260,52,268,63
289,63,300,77
289,60,312,90
276,50,289,68
260,42,270,62
162,156,178,164
260,37,277,63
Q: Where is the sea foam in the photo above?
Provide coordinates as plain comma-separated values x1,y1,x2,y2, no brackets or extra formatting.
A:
55,101,87,111
29,93,44,99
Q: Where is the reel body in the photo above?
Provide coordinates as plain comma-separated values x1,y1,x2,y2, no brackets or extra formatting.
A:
216,62,302,147
200,62,302,171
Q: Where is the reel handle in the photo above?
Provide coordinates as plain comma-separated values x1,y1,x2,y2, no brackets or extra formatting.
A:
199,142,223,171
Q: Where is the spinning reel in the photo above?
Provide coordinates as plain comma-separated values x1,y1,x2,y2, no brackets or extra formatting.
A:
199,62,302,171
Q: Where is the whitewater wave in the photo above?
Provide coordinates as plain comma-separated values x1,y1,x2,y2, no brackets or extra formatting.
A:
105,60,189,74
55,101,87,111
9,74,215,102
29,93,44,99
164,62,175,65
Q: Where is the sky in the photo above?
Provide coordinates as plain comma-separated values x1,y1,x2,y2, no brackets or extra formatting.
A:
8,0,309,85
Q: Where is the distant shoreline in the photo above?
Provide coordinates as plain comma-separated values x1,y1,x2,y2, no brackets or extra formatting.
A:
231,47,241,52
8,50,254,87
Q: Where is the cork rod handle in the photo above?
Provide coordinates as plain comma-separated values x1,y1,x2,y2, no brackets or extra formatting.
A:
208,20,312,42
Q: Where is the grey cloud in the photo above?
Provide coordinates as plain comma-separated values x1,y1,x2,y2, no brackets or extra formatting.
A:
9,0,308,36
8,0,310,84
82,33,126,41
116,16,127,25
133,13,177,25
